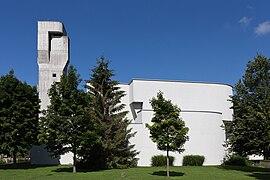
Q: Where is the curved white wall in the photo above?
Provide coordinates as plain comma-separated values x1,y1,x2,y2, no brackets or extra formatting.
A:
129,79,232,121
120,79,233,166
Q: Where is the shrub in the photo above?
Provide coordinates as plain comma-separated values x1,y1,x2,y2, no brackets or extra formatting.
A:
151,155,175,166
222,154,251,166
182,155,205,166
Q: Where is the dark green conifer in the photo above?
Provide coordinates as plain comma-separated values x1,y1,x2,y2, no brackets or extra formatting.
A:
227,54,270,160
84,56,138,169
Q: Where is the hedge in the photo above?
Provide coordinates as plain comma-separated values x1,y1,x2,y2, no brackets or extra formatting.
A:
151,155,175,166
182,155,205,166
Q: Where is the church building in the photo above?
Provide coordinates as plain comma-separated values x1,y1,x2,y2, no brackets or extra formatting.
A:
31,21,233,166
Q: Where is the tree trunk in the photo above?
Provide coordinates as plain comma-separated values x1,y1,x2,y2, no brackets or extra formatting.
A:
13,151,17,164
73,152,77,173
167,149,170,177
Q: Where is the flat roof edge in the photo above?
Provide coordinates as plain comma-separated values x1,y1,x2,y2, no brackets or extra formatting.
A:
125,78,233,88
38,20,63,23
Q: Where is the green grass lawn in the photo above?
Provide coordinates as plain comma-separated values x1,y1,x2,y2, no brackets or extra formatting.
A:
0,164,270,180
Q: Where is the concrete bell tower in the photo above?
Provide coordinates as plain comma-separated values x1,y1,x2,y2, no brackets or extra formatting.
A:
32,21,70,165
38,21,69,111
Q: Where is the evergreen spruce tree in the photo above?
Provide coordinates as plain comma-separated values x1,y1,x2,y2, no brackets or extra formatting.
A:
85,56,138,169
227,54,270,159
38,65,98,173
0,70,40,164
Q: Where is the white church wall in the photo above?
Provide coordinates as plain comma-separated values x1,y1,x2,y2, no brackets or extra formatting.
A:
60,152,73,165
120,79,233,166
129,111,225,166
128,79,232,121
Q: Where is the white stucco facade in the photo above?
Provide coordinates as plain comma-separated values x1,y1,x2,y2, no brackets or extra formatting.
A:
120,79,233,166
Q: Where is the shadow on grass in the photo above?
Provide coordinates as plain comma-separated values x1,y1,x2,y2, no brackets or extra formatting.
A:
151,171,184,177
219,165,270,172
248,172,270,180
52,167,73,172
0,162,58,170
219,166,270,180
52,167,105,173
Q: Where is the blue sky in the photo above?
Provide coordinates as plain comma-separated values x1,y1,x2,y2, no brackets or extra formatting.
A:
1,0,270,87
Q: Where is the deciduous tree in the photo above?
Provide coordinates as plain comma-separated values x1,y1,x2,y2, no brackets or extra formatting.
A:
0,70,39,163
146,91,189,177
38,65,98,173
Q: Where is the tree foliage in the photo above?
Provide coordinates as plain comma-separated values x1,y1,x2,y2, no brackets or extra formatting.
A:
146,91,189,177
84,56,138,169
0,70,39,163
38,65,98,173
227,54,270,160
